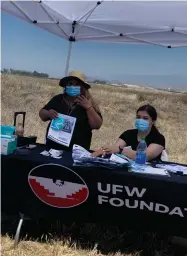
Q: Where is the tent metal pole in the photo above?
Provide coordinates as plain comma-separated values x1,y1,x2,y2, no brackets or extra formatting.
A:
65,41,72,76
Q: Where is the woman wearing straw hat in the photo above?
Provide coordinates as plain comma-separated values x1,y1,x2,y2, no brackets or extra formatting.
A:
39,71,103,151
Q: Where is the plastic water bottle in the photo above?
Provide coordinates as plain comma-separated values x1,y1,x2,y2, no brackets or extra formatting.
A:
15,122,24,136
135,137,147,165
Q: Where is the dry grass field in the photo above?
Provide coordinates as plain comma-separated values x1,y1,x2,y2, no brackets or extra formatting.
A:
1,74,187,256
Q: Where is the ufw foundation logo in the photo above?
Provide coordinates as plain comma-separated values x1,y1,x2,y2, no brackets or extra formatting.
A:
28,164,89,208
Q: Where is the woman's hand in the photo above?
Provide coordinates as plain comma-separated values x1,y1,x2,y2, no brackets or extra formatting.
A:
39,109,58,121
101,145,120,156
76,95,92,110
48,109,58,119
91,145,120,158
91,148,105,158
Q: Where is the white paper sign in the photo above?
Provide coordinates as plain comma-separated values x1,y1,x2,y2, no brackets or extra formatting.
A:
72,144,91,160
110,154,129,164
47,113,76,147
156,164,187,175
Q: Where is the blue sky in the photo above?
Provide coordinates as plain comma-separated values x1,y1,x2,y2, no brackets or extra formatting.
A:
1,12,187,90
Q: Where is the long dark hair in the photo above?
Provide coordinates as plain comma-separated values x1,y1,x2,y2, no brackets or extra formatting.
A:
136,104,159,132
136,104,157,121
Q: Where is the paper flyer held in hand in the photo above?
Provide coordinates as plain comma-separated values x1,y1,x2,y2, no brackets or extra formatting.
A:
47,113,76,147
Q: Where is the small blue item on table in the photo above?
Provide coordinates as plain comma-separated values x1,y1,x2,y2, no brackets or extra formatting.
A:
0,125,17,155
0,125,16,137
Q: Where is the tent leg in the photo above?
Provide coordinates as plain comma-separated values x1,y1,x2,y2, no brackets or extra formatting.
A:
14,213,25,247
65,41,72,76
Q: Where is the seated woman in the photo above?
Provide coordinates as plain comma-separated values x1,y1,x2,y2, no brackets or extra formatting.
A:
39,70,103,151
92,104,165,162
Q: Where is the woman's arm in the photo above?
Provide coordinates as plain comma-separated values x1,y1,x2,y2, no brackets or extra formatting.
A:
102,138,127,155
86,106,103,129
39,109,58,122
76,95,103,129
146,144,164,160
39,109,50,121
121,143,164,161
92,138,126,157
39,95,59,122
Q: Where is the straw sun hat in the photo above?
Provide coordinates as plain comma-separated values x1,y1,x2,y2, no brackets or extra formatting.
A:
59,70,91,89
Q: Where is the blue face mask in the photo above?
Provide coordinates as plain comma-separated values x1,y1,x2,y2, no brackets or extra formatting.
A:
135,119,149,132
66,86,80,97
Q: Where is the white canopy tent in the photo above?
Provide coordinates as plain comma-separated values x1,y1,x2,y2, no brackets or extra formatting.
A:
2,1,187,75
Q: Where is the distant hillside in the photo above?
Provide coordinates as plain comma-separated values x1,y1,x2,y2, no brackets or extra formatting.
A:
1,68,49,78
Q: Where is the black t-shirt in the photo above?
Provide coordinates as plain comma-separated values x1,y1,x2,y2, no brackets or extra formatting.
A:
42,94,102,151
119,126,165,161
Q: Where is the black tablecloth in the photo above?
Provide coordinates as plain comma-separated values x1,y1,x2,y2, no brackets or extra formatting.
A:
2,145,187,237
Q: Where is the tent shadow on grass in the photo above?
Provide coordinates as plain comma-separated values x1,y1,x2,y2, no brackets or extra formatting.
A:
1,218,186,256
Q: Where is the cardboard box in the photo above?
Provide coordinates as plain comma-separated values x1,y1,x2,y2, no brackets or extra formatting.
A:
0,135,17,155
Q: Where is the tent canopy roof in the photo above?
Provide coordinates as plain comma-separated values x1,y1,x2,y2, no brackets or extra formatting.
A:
2,1,187,47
